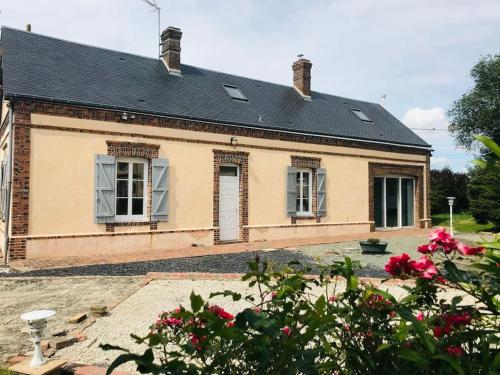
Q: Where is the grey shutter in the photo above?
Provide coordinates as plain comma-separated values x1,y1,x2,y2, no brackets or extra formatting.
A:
94,154,115,223
287,166,297,217
317,168,327,217
152,158,169,222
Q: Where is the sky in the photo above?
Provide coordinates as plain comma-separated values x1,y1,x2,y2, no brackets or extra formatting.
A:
1,0,499,171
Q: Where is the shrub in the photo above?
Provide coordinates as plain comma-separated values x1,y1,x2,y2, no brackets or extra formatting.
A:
103,228,500,374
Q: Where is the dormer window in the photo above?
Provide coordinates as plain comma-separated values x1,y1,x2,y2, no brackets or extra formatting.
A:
223,85,248,102
351,109,372,123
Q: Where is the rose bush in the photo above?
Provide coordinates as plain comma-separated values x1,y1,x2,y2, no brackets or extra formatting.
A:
102,229,499,374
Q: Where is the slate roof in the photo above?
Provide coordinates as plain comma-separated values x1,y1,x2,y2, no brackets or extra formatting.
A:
1,27,430,148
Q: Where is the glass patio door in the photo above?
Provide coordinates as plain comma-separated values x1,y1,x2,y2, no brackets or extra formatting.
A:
385,178,399,227
374,177,415,228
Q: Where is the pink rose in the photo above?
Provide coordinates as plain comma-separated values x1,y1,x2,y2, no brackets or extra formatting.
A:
457,242,485,256
413,256,438,279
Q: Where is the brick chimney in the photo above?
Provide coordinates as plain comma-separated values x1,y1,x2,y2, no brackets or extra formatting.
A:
161,26,182,76
292,57,312,100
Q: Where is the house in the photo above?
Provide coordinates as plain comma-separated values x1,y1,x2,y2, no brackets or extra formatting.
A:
0,26,432,263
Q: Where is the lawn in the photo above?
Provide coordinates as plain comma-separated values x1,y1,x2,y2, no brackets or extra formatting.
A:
432,212,495,233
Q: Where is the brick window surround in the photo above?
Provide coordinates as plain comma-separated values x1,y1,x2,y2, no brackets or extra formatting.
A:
368,162,427,231
290,156,321,224
106,141,160,231
213,150,249,244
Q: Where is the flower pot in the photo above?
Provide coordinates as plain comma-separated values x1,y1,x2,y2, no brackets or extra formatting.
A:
359,241,388,254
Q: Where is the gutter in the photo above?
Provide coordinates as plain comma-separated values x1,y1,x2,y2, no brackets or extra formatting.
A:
3,103,13,265
4,93,433,152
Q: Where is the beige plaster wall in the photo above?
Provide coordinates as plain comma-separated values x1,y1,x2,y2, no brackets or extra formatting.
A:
25,230,214,259
24,114,428,257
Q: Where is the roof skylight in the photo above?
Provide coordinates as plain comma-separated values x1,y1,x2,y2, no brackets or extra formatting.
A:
223,85,248,102
351,109,372,123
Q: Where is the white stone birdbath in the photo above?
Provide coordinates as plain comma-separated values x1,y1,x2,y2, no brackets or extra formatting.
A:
20,310,56,367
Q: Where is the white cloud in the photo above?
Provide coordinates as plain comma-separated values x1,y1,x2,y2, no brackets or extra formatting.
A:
402,107,449,131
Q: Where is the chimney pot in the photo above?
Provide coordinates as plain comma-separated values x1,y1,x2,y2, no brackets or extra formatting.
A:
26,24,32,32
292,57,312,99
161,26,182,75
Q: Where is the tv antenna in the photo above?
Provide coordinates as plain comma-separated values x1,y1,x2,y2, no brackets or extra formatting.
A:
140,0,161,57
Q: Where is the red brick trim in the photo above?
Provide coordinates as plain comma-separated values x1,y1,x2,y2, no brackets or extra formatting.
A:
106,141,160,159
105,141,160,231
290,156,321,224
9,108,32,260
16,100,431,155
105,221,158,232
368,163,425,231
213,150,249,244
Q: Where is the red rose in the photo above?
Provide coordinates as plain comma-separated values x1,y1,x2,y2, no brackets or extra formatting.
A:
384,253,416,278
446,345,464,357
444,312,472,327
208,305,234,320
281,326,292,337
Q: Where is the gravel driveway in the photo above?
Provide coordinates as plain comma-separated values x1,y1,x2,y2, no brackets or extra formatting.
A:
3,234,439,279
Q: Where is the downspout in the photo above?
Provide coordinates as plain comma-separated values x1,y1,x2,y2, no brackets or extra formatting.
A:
3,102,13,265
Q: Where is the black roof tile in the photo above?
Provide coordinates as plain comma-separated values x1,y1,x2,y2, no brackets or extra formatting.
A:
1,27,430,148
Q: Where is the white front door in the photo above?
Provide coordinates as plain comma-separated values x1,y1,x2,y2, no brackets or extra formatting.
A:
219,166,240,241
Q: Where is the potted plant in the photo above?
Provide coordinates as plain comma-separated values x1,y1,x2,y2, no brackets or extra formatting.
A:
359,238,388,253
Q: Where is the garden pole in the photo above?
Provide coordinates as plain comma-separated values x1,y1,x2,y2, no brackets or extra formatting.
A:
447,197,456,236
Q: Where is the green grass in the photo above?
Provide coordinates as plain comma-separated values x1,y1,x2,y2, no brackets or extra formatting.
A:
432,212,495,233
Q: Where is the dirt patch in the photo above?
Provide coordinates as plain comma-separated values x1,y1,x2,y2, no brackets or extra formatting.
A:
0,276,142,362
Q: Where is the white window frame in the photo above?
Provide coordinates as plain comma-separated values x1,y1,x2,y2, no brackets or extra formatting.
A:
374,176,415,229
296,169,313,216
115,157,148,222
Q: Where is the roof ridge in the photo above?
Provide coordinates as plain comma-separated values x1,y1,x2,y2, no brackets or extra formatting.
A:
1,25,380,107
0,25,160,62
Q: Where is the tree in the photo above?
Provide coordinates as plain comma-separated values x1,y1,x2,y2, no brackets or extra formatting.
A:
448,54,500,150
430,167,469,214
469,136,500,229
447,55,500,229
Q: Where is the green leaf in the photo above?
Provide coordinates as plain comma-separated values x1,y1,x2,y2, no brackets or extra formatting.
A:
399,308,435,354
190,292,204,313
397,349,431,368
368,287,397,304
104,349,159,375
315,295,326,312
493,352,500,372
209,290,242,301
376,343,393,352
475,135,500,158
433,354,465,375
